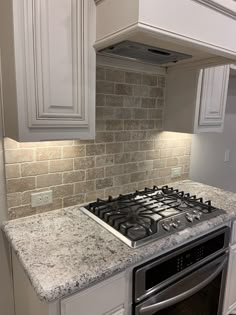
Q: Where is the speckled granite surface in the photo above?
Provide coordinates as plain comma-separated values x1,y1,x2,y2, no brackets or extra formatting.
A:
2,180,236,303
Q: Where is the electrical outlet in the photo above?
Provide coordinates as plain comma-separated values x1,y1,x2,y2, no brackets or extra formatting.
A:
31,191,53,208
171,167,182,178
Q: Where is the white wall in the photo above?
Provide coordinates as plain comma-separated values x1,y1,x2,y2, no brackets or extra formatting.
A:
190,74,236,192
0,53,14,315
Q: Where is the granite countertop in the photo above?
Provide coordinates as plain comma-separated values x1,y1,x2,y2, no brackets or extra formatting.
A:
2,180,236,303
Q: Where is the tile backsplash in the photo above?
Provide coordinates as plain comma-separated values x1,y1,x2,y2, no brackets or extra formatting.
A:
4,65,192,219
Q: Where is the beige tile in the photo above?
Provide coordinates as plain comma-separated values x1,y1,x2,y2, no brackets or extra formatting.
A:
96,81,114,94
114,174,130,186
63,171,85,184
130,151,146,162
4,138,19,150
125,72,142,85
7,192,22,208
130,171,146,183
49,159,73,173
8,205,36,220
5,164,21,179
105,120,124,131
106,95,123,107
63,195,85,208
96,155,114,167
114,108,132,119
159,168,172,177
124,142,139,152
106,143,124,154
96,67,105,80
86,168,104,181
36,147,61,161
114,131,131,142
115,83,133,96
114,153,131,164
21,161,48,176
132,109,148,120
123,163,139,174
106,68,125,82
51,184,74,198
74,181,95,194
35,199,63,214
62,146,85,158
37,174,62,188
140,141,154,151
95,132,114,143
105,165,124,177
86,144,106,156
96,178,113,190
85,190,105,203
7,177,35,193
142,74,157,86
74,157,95,170
5,149,34,164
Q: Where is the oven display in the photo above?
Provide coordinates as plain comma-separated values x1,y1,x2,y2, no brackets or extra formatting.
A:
145,233,225,291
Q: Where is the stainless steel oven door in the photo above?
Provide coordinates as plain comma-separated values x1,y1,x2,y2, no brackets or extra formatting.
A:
135,254,228,315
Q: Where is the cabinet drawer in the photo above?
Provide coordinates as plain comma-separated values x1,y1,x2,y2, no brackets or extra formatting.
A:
61,274,126,315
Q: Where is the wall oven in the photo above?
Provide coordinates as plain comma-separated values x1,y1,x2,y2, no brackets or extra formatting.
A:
133,227,230,315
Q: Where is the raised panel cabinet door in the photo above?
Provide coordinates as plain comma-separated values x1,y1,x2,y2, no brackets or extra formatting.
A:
12,0,95,140
198,65,230,129
223,244,236,314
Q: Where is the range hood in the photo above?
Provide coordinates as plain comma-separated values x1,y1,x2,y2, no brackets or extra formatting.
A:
99,41,192,66
95,0,236,68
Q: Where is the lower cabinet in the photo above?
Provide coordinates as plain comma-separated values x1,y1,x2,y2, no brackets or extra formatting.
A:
223,221,236,315
12,252,130,315
61,274,128,315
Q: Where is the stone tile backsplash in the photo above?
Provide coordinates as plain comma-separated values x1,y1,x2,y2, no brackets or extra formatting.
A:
4,65,192,219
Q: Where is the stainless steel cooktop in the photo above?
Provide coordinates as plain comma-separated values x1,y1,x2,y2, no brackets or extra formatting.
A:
81,186,226,248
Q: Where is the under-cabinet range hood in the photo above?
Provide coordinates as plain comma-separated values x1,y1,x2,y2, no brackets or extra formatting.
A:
95,0,236,68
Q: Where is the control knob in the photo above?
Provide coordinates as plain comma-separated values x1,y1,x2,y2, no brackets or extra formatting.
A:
170,219,181,229
185,213,194,223
193,210,202,220
162,222,171,231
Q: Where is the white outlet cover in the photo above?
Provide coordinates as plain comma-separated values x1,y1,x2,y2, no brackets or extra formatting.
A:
171,167,182,178
31,191,53,208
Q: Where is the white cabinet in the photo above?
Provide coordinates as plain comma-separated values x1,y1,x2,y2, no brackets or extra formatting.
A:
164,65,230,134
0,0,95,141
61,274,128,315
223,244,236,315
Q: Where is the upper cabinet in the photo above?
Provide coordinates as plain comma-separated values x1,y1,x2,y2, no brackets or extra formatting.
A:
0,0,95,141
95,0,236,68
164,65,230,133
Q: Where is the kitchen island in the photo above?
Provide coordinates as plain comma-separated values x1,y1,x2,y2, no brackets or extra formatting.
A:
2,180,236,315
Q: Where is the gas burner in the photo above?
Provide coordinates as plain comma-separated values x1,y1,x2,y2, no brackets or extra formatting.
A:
81,185,226,248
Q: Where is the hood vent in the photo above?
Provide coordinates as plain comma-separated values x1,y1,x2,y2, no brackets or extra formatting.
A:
98,41,192,65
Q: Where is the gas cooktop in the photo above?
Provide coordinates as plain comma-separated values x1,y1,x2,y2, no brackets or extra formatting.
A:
81,186,226,248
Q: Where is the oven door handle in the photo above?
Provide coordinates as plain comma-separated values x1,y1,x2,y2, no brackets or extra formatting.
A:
139,256,227,315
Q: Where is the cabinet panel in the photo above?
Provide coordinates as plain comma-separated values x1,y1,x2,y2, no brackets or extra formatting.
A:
198,65,230,128
223,244,236,314
61,274,127,315
23,0,88,128
0,0,95,141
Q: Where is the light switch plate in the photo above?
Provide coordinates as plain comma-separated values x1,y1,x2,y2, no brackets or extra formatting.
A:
31,191,53,207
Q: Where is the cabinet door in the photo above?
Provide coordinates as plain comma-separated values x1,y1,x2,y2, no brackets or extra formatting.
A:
223,244,236,314
196,65,230,132
12,0,95,141
61,273,127,315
